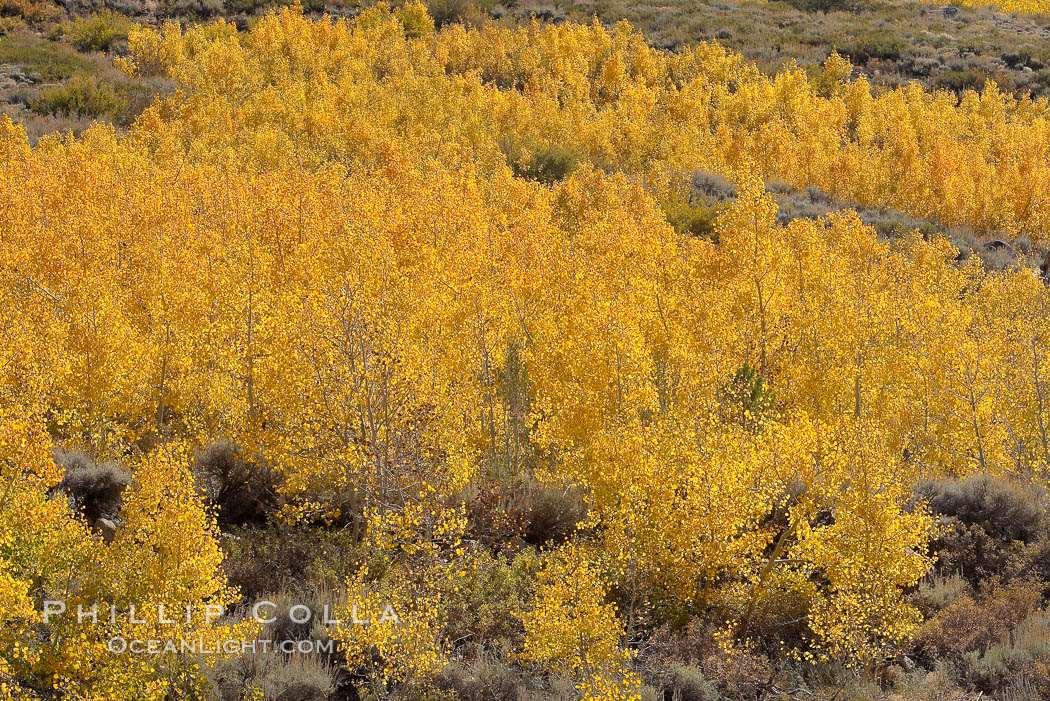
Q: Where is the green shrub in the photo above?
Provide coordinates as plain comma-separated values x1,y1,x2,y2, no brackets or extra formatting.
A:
1033,69,1050,91
665,200,720,240
933,69,989,95
463,477,581,550
222,522,364,600
208,648,338,701
163,0,225,17
519,482,587,546
1002,52,1044,71
962,612,1050,692
721,364,776,429
914,579,1042,659
261,590,342,649
194,441,279,528
441,548,540,644
917,475,1043,543
463,479,530,549
54,447,131,522
690,170,735,201
426,0,490,27
437,654,526,701
224,0,296,13
668,663,721,701
837,34,907,64
510,144,578,185
927,518,1032,586
30,75,124,119
913,573,970,616
785,0,865,13
66,10,136,54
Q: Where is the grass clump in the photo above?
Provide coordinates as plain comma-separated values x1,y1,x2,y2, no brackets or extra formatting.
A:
0,34,100,82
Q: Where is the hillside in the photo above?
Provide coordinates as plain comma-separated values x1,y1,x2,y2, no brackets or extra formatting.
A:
4,3,1050,701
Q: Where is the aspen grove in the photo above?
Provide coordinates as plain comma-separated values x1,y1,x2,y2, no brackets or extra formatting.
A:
5,5,1050,699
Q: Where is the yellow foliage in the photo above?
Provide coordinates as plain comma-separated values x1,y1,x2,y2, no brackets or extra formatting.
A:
518,545,642,701
7,5,1050,694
